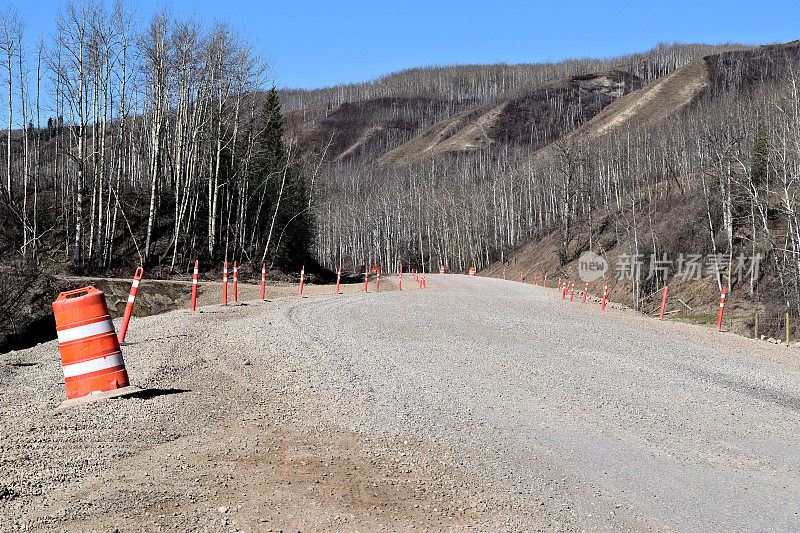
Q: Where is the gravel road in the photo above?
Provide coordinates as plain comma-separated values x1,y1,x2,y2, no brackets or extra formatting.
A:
2,274,800,531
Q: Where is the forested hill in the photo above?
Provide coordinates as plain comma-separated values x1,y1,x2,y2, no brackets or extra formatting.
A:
283,40,800,336
2,15,799,349
279,43,744,165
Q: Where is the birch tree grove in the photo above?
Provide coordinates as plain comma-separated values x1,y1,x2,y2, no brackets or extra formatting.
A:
1,0,314,273
3,1,800,331
308,44,800,327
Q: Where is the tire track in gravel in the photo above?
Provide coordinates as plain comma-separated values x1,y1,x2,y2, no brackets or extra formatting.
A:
277,274,800,532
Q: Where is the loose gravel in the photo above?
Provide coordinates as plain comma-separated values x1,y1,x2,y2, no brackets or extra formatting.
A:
3,274,800,531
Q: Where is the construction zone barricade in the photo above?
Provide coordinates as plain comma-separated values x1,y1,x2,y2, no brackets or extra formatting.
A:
222,261,228,306
52,286,130,400
717,287,726,330
233,262,239,303
261,263,266,300
191,260,199,310
601,282,609,310
118,266,143,343
469,267,476,277
440,265,445,274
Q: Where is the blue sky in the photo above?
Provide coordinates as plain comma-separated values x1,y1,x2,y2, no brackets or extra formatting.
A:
10,0,800,90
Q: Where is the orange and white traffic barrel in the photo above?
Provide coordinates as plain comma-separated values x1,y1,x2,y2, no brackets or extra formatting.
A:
439,265,445,274
52,287,129,400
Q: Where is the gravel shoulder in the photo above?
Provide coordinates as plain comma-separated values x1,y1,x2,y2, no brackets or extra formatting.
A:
3,274,800,531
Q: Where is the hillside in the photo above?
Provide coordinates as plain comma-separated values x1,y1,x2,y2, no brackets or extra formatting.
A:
304,40,800,345
378,69,642,166
286,96,474,164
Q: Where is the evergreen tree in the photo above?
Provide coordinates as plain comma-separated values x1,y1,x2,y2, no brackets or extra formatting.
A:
253,86,313,270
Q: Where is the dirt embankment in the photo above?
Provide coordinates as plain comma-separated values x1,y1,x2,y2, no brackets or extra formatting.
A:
0,269,385,354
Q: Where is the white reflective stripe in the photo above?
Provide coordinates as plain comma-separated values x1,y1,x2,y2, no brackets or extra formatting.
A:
62,352,125,378
57,319,115,344
127,294,135,303
132,280,140,288
193,279,198,284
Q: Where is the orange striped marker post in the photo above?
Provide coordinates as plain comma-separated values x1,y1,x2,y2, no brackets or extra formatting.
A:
717,287,726,330
53,287,130,399
562,280,568,299
659,286,669,319
569,281,575,302
299,266,305,297
399,264,403,291
582,281,589,303
260,263,266,300
376,271,381,292
422,271,427,288
520,272,524,283
533,273,538,286
222,261,228,306
543,273,547,287
233,261,238,303
502,267,506,280
335,267,341,294
118,267,143,343
191,260,199,311
601,282,608,310
364,269,369,292
558,277,562,292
